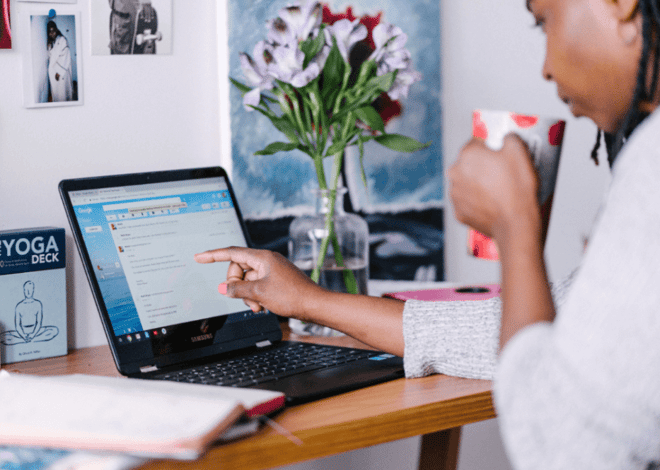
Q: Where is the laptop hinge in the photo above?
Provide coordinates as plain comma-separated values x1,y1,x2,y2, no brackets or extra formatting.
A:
256,340,272,348
140,365,159,373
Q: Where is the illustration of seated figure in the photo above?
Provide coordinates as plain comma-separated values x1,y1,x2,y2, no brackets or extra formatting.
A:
0,281,59,345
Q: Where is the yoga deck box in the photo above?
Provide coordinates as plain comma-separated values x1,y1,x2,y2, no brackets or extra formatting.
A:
0,227,67,364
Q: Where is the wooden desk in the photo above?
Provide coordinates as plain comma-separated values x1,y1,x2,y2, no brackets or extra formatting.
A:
3,327,495,470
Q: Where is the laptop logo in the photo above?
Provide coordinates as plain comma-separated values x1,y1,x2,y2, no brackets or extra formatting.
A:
191,321,213,342
191,333,213,342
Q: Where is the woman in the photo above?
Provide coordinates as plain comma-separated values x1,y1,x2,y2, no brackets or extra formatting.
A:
195,0,660,467
47,20,73,102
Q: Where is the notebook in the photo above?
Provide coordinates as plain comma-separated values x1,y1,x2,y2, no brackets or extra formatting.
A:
58,166,404,404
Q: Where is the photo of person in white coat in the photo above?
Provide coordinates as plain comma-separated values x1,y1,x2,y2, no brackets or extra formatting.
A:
46,20,72,102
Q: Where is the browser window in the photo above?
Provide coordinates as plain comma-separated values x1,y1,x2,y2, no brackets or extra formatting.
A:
69,179,247,336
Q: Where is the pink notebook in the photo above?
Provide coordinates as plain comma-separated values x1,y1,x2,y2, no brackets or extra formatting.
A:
382,284,501,301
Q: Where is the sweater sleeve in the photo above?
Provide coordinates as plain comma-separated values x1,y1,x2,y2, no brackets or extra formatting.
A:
493,111,660,469
402,272,576,379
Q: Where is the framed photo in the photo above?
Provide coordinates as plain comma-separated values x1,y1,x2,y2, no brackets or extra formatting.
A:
91,0,172,55
23,10,83,108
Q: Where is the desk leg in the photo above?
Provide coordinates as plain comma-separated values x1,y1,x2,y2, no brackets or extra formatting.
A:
418,427,462,470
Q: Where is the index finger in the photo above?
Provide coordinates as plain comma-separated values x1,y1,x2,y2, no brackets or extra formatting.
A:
194,246,251,264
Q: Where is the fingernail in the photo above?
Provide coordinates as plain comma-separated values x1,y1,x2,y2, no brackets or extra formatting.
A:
218,283,228,295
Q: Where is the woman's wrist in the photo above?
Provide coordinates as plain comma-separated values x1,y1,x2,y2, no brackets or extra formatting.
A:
494,204,543,255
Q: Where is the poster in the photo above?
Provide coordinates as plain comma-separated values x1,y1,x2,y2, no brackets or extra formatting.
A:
227,0,444,280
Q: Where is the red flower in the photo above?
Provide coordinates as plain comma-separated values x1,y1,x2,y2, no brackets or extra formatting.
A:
321,3,400,126
322,5,381,50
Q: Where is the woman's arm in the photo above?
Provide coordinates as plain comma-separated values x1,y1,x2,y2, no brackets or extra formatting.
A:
448,134,555,351
195,247,406,356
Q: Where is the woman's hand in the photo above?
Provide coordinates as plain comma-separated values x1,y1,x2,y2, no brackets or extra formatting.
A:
450,134,555,349
194,247,324,319
448,134,542,244
196,247,407,355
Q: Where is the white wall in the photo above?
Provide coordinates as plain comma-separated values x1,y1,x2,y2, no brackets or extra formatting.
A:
441,1,612,286
0,0,220,349
0,1,613,469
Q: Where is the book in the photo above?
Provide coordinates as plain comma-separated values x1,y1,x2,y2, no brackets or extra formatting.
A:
382,284,501,302
0,445,143,470
0,227,67,364
0,370,285,460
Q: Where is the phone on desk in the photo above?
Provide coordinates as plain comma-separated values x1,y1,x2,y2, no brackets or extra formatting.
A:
382,284,501,302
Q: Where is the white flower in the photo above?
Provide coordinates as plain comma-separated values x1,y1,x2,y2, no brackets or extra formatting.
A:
327,19,367,63
268,43,327,87
388,66,422,100
376,48,412,75
239,41,275,110
367,22,421,100
369,23,408,64
267,0,323,46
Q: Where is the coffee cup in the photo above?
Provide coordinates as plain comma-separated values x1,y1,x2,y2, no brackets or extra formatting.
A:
468,109,566,260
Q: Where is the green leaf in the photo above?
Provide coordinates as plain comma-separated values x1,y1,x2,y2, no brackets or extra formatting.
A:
357,137,368,188
230,77,251,94
325,141,348,156
374,134,432,153
354,106,385,133
321,44,345,104
365,71,396,93
254,142,301,155
355,60,377,88
250,106,299,144
250,104,278,120
300,30,326,69
265,115,299,143
329,96,377,125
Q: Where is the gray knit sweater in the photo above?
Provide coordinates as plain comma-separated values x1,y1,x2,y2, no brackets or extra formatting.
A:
403,109,660,469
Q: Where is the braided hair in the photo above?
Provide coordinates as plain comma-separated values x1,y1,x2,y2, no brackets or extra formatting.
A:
592,0,660,167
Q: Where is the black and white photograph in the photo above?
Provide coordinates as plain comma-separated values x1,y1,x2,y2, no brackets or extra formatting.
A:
23,10,82,108
91,0,172,55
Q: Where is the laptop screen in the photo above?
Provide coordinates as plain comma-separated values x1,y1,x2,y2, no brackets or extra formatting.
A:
61,169,282,374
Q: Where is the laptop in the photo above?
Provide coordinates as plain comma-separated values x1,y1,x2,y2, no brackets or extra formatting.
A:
58,167,404,404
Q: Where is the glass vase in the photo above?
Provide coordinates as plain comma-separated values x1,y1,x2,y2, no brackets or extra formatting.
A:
288,188,369,336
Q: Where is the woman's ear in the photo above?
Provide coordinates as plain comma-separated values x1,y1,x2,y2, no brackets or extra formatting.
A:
611,0,641,46
612,0,639,20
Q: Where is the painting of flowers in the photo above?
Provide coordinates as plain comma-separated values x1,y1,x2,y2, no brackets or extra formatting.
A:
227,0,444,281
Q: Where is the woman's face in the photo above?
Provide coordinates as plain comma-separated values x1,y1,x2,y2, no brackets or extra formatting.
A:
48,26,57,41
529,0,643,133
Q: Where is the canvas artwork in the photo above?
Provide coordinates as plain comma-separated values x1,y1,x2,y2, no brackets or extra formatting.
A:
91,0,172,55
23,10,83,108
227,0,444,281
1,0,11,49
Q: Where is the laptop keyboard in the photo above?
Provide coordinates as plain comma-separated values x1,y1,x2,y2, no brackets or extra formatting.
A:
154,342,377,387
